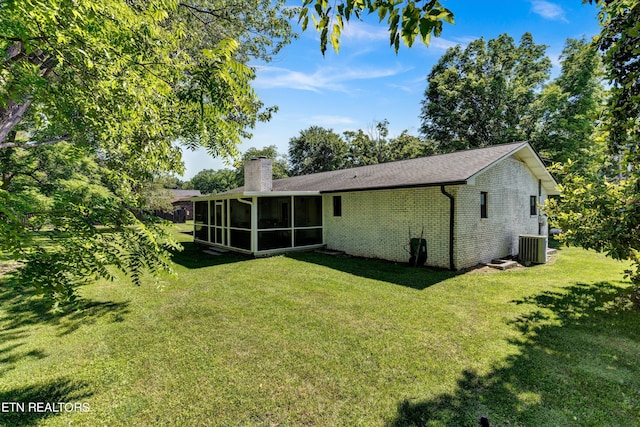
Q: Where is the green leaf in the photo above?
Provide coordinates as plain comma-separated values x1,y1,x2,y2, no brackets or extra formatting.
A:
330,33,340,53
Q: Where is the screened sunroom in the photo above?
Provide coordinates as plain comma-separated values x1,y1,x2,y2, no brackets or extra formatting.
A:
192,194,324,255
191,158,324,255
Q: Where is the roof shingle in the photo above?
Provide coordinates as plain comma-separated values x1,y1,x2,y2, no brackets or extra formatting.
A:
225,142,534,194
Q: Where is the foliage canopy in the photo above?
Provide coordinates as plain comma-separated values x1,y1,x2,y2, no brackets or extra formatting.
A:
419,33,551,153
547,0,640,301
0,0,295,306
530,37,605,169
298,0,454,54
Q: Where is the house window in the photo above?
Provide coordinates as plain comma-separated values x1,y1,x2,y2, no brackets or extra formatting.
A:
229,199,251,229
333,196,342,217
480,192,488,218
530,195,538,216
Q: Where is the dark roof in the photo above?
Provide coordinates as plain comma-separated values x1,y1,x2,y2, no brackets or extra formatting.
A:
221,142,557,195
171,189,202,202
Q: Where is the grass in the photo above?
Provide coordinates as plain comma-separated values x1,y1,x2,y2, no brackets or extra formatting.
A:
0,226,638,426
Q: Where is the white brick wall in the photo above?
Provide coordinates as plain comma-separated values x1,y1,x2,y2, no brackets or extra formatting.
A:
455,155,548,268
322,154,549,269
323,186,454,268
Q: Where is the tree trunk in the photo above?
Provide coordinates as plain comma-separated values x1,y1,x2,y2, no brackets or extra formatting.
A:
0,42,57,147
0,99,32,146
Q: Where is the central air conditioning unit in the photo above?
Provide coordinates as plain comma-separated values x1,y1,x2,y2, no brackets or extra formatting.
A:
518,235,548,265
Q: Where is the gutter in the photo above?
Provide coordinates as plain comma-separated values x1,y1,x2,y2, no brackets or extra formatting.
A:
320,180,467,194
440,185,455,270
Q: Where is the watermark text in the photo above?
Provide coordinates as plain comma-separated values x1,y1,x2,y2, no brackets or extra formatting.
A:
1,401,90,413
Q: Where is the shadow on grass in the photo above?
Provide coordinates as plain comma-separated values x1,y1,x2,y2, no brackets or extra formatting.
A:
0,281,130,377
386,281,640,426
287,252,459,290
0,377,92,426
0,283,130,336
170,241,251,270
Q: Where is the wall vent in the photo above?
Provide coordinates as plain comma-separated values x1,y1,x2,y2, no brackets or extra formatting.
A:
518,235,548,264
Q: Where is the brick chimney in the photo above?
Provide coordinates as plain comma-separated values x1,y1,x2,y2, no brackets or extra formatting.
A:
244,157,273,192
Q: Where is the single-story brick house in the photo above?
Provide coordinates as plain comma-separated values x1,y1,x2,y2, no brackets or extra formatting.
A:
191,142,559,270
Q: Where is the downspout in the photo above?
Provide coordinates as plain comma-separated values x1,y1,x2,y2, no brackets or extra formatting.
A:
440,185,455,271
537,179,542,235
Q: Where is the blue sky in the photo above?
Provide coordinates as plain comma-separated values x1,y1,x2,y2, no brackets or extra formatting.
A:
180,0,601,179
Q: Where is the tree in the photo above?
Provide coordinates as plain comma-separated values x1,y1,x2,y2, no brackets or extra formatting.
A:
152,174,187,190
420,33,551,152
235,145,290,185
190,169,239,194
344,120,430,166
547,0,640,303
343,119,390,166
387,131,436,161
367,119,392,163
0,1,289,153
141,184,175,213
530,38,605,168
288,126,348,175
344,129,378,167
0,0,295,306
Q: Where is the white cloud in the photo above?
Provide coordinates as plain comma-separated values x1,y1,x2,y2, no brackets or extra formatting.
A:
307,115,356,126
253,64,408,93
429,37,460,51
340,21,388,42
451,36,478,46
548,52,562,68
387,76,426,94
414,35,466,56
253,66,325,93
530,0,569,22
386,83,415,93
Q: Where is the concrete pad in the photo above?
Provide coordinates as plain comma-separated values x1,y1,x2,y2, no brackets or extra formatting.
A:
486,259,520,270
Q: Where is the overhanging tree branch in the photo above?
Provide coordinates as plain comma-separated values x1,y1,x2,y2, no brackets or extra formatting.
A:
178,2,227,19
0,135,71,150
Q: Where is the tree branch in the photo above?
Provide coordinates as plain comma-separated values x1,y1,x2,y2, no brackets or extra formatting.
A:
0,135,70,150
178,2,227,20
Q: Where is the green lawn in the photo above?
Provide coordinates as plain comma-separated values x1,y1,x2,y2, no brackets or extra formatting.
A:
1,226,638,426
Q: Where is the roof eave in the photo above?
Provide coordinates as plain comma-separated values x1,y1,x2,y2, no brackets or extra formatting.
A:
465,142,560,195
243,191,321,196
319,180,468,194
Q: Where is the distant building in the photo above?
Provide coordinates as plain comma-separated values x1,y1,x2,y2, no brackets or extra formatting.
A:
170,190,202,222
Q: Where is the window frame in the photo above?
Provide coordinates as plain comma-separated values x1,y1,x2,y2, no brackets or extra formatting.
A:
333,195,342,217
530,195,538,216
480,191,488,219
